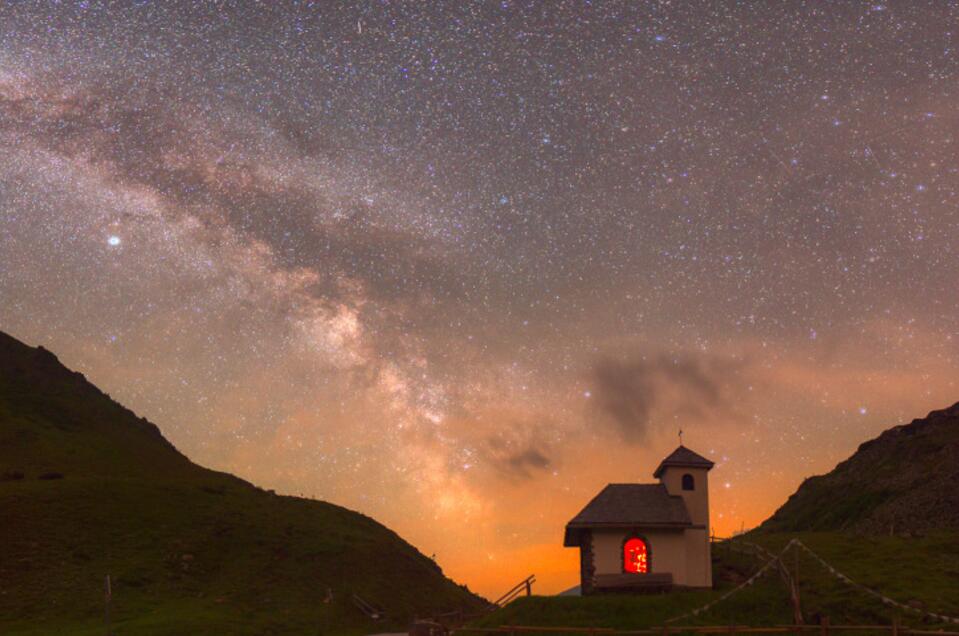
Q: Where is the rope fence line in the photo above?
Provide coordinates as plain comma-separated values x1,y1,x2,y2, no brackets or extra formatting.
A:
454,537,959,635
666,538,959,627
664,540,800,624
792,540,959,626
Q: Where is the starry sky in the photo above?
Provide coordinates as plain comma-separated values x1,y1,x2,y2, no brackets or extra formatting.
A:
1,1,958,597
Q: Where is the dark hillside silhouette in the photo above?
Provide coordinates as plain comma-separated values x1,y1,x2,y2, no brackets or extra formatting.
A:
0,330,484,635
761,402,959,534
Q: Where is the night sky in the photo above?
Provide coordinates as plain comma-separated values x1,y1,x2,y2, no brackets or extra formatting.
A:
1,1,958,596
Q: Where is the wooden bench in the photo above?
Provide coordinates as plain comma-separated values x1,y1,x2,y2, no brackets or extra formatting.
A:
593,572,674,593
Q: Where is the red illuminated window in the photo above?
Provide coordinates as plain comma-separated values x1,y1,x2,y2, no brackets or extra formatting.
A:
623,537,649,574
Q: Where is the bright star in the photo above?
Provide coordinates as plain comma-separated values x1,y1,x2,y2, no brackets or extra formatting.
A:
107,235,122,247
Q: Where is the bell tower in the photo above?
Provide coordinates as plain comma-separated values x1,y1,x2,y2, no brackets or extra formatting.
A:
655,443,715,587
654,444,714,526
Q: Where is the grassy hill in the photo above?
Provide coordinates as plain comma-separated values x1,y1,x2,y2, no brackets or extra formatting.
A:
470,532,959,632
472,404,959,632
0,331,486,635
760,402,959,534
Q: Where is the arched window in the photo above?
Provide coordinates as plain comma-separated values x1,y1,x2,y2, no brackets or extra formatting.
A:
682,473,695,491
623,537,649,574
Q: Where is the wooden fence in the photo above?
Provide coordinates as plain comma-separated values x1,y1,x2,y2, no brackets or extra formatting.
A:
453,618,959,636
493,575,537,607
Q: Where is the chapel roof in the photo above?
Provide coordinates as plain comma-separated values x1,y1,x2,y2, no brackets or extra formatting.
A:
652,445,715,478
563,483,691,546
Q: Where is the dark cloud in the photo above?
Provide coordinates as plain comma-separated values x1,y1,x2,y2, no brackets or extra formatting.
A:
505,447,551,478
590,354,745,443
483,434,552,482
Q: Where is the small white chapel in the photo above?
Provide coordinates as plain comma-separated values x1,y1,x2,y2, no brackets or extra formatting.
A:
563,444,714,594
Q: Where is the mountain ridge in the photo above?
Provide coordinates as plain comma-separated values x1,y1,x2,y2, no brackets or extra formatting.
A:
0,329,484,635
759,401,959,534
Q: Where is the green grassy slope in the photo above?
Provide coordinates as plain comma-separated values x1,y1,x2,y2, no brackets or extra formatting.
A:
474,402,959,632
760,403,959,534
472,532,959,632
0,331,485,635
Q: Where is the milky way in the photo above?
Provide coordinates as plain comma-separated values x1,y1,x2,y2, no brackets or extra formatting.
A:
1,2,958,595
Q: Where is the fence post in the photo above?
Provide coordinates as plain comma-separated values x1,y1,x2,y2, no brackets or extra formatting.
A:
820,616,829,636
794,544,801,619
892,615,901,636
104,574,112,636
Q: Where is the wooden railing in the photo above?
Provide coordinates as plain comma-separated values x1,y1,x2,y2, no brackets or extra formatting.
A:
493,575,536,607
351,593,385,621
454,618,959,636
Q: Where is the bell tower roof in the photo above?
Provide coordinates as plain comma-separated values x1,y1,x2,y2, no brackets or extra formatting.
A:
653,445,715,478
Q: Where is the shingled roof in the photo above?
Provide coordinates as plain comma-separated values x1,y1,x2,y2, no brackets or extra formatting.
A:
563,484,691,546
652,445,715,478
